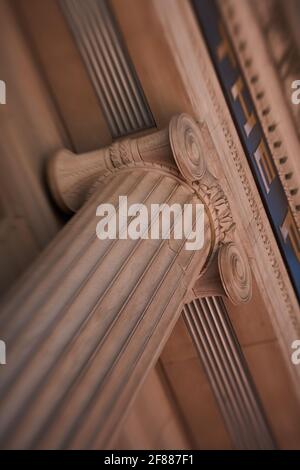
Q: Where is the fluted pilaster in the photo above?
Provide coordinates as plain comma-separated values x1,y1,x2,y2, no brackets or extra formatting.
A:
183,297,275,450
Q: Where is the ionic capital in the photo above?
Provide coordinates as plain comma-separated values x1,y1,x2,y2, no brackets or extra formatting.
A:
48,114,235,252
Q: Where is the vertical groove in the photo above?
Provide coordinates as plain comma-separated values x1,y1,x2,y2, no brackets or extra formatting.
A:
183,296,275,450
189,300,251,449
199,297,260,448
60,0,155,137
183,304,246,449
210,297,274,449
212,297,274,448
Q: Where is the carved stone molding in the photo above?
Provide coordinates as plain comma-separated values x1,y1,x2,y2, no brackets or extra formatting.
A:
219,0,300,227
197,44,299,329
196,176,236,247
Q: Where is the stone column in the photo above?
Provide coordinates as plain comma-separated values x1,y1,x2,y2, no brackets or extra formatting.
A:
183,296,275,450
0,114,235,449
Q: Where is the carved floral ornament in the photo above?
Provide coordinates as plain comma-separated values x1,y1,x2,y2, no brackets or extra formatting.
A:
48,113,252,305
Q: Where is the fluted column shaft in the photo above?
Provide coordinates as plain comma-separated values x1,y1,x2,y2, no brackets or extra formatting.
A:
183,297,274,450
0,165,212,449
